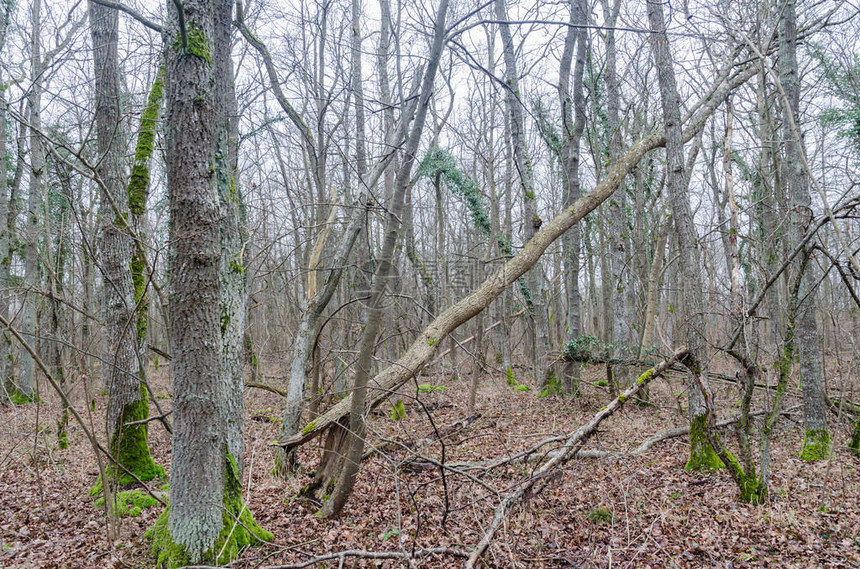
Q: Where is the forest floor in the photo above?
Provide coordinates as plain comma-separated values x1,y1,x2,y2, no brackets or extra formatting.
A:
1,359,859,568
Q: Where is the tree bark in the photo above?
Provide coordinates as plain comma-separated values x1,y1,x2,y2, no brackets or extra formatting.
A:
647,0,722,471
559,0,587,396
495,0,552,385
152,1,271,565
0,8,12,398
779,0,830,460
19,0,44,401
90,0,162,487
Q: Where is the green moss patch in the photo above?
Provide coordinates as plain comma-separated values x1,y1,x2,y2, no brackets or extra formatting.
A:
9,388,41,404
109,384,164,486
148,455,271,568
685,414,725,471
800,429,831,461
95,489,159,518
388,399,407,420
538,369,562,398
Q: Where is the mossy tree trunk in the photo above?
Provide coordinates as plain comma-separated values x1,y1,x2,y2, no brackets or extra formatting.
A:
152,1,269,565
90,0,161,486
646,0,722,471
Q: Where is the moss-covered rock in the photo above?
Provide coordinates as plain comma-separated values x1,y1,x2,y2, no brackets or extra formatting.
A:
148,455,272,568
800,428,831,461
685,414,725,471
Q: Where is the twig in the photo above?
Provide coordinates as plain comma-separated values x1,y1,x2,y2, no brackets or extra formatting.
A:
124,411,172,427
465,348,689,567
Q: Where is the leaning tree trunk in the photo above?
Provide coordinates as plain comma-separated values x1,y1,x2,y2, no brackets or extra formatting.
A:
150,1,271,565
89,0,162,488
316,0,450,519
280,56,757,456
646,0,722,471
779,0,830,461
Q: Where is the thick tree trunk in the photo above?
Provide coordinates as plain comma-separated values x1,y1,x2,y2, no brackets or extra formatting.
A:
646,0,722,471
151,2,270,565
90,0,162,486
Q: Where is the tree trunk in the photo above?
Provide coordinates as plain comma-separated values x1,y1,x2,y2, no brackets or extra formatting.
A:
151,1,271,564
90,0,162,487
0,10,12,399
316,0,450,518
559,0,587,396
272,198,365,477
779,0,830,460
600,0,630,386
19,0,43,401
646,0,722,471
495,0,552,386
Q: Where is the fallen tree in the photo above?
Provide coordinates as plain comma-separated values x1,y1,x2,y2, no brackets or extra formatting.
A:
464,348,689,567
278,55,756,453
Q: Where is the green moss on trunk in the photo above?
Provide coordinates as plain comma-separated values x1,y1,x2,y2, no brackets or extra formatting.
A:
800,428,831,461
108,383,164,487
685,414,725,471
538,368,562,397
9,388,41,404
128,69,164,216
148,455,271,568
850,416,860,457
